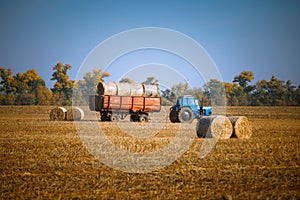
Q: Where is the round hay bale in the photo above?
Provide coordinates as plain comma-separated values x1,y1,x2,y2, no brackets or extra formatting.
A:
117,83,132,96
228,116,252,139
50,107,67,121
97,82,117,96
196,115,233,139
143,84,159,97
66,107,84,121
130,83,144,96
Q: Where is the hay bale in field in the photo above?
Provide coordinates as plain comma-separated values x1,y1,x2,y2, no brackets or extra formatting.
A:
228,116,252,139
196,115,233,139
49,107,67,121
97,82,117,96
66,107,84,121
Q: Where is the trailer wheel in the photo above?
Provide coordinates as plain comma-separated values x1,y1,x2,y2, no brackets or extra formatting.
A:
169,109,179,123
110,113,119,122
178,107,194,123
119,113,127,120
101,114,110,122
130,115,139,122
139,114,149,123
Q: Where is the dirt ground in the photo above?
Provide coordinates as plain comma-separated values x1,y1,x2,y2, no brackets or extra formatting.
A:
1,106,299,199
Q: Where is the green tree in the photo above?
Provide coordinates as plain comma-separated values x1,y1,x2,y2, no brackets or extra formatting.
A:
283,80,296,105
142,76,159,85
76,69,110,105
51,62,75,105
171,82,189,97
161,88,176,105
161,83,204,106
0,67,17,94
267,75,284,105
251,80,269,105
74,68,110,105
204,79,226,106
188,87,204,105
77,69,110,96
233,83,248,106
119,77,134,84
295,86,300,105
14,93,35,105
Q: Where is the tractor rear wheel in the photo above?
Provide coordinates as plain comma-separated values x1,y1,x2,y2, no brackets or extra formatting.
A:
178,107,194,123
169,109,179,123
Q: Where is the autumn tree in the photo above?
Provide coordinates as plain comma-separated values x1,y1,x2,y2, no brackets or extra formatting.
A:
233,70,254,89
51,62,75,105
34,86,53,105
0,67,52,105
14,69,46,94
224,82,239,106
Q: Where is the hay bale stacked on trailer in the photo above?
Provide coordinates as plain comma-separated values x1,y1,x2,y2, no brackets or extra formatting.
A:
97,82,159,97
90,82,161,122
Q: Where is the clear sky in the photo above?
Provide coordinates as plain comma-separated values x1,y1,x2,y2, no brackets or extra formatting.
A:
1,0,300,89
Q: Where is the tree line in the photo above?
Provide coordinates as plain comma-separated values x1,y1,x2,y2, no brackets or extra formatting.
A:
1,62,299,106
160,71,300,106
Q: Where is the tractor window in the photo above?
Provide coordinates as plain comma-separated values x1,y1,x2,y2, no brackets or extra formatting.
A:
181,97,198,106
188,98,195,105
182,98,188,105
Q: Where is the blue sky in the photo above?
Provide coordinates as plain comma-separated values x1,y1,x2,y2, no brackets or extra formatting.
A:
1,0,300,89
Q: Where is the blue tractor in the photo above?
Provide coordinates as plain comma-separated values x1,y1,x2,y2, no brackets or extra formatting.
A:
169,95,212,123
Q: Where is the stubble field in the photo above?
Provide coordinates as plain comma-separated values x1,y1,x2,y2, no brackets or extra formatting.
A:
1,106,299,199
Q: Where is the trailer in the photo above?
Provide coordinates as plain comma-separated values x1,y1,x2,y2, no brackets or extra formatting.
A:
89,95,161,122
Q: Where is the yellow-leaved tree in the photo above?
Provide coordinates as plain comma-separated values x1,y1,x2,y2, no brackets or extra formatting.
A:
51,62,75,105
